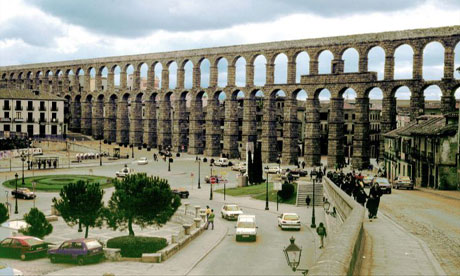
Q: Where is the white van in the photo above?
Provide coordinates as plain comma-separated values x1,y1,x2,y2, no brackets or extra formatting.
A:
235,215,257,242
214,158,229,167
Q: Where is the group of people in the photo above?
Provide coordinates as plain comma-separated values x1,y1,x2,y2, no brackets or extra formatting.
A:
328,170,383,220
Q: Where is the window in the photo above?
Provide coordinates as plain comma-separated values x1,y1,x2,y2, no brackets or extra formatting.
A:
51,125,57,135
15,100,22,110
4,112,9,118
16,112,22,119
3,100,10,110
40,113,45,122
27,101,33,110
51,101,57,111
352,114,355,120
28,113,33,122
4,125,10,131
39,101,45,111
52,113,57,120
16,125,21,133
345,114,348,120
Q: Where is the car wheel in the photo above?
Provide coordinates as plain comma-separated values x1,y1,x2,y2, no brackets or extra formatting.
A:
221,213,224,218
50,255,57,263
389,190,392,194
77,256,85,265
20,253,27,261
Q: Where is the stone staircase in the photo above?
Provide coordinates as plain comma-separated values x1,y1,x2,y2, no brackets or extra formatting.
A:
296,180,324,206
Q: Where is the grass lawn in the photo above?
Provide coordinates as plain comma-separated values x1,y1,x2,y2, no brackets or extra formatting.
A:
215,182,297,205
2,174,112,192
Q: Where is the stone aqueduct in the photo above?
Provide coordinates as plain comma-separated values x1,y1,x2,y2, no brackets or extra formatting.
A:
1,26,460,169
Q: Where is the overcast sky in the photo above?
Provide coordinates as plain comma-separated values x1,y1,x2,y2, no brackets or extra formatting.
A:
0,0,459,99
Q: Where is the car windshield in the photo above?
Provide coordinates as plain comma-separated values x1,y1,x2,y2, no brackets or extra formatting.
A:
21,188,31,193
237,222,255,228
399,177,410,182
25,238,43,246
284,215,299,221
376,178,389,184
85,240,101,250
226,205,239,211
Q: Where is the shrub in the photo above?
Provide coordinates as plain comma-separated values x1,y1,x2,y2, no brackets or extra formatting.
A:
278,183,295,200
19,208,53,239
0,203,8,224
106,236,168,258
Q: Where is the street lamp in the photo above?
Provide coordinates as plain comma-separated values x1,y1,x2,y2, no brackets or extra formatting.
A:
197,157,201,189
32,181,36,208
20,152,26,186
168,157,172,172
283,236,308,276
209,162,213,200
14,173,18,214
131,144,134,159
264,166,269,210
311,173,317,228
27,138,32,170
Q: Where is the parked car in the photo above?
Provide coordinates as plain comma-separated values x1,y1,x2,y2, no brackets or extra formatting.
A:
221,204,243,220
393,176,414,190
11,188,36,200
290,168,308,177
0,236,48,260
172,188,189,198
235,215,257,242
264,166,280,174
0,263,23,276
115,166,134,177
232,162,246,173
362,175,374,187
277,213,301,230
214,158,230,167
373,177,392,194
48,238,104,265
137,157,148,165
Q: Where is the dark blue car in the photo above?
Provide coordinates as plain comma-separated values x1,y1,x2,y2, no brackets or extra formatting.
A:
48,238,104,265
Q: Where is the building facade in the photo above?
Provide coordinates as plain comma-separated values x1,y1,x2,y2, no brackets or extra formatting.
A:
0,89,66,138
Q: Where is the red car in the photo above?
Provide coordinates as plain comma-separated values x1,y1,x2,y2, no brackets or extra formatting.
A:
0,236,48,260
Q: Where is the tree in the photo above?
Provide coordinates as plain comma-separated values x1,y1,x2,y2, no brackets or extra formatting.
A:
252,143,263,184
247,150,254,184
0,203,8,224
53,180,105,238
106,173,181,236
19,208,53,239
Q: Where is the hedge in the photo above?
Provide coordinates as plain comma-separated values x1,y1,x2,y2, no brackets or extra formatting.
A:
278,182,295,200
106,236,168,258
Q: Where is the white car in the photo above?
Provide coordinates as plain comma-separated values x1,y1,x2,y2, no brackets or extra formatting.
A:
278,213,301,230
264,165,280,174
221,204,243,220
137,157,148,165
235,215,257,242
116,167,134,177
214,158,229,167
232,162,246,172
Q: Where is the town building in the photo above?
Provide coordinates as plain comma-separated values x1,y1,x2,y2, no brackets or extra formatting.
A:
0,89,66,139
383,114,459,190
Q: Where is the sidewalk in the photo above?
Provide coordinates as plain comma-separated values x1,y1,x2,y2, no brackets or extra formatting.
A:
360,211,445,275
417,187,460,201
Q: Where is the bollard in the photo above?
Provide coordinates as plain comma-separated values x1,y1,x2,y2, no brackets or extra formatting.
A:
184,202,190,215
194,218,201,228
194,205,200,218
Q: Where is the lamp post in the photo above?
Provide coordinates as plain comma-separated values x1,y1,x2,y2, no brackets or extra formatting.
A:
168,157,171,172
264,166,269,210
20,152,26,186
283,236,308,275
32,181,36,208
27,138,32,170
131,144,134,159
311,174,317,228
209,163,213,200
14,173,18,214
99,139,102,166
197,157,201,189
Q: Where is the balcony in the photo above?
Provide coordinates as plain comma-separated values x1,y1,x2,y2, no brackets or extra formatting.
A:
26,118,35,123
27,106,34,111
50,118,59,123
15,106,23,111
2,105,10,110
39,118,47,123
0,118,11,122
39,106,46,111
13,118,24,122
51,106,59,111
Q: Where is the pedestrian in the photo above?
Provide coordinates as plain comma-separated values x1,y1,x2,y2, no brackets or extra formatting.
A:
206,209,215,230
316,222,327,248
305,195,311,207
356,185,367,206
368,182,383,219
205,205,211,221
302,161,305,169
323,166,326,175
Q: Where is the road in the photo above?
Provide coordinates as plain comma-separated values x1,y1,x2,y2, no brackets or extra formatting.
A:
378,188,460,275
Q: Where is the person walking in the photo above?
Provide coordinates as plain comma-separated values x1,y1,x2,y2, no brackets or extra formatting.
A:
206,209,215,230
369,182,383,219
205,205,211,221
305,195,311,207
302,161,305,169
356,185,367,206
316,222,327,248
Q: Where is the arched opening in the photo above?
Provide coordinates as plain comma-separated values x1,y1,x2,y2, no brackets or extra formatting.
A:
294,89,308,156
423,85,442,115
455,42,460,80
394,86,411,128
200,58,210,88
125,64,134,91
99,66,108,91
183,60,193,89
217,57,228,87
423,41,444,80
274,53,288,84
45,70,54,94
342,48,359,73
394,44,413,80
368,87,383,160
75,69,84,92
368,46,385,80
318,50,333,74
317,89,331,156
168,61,178,89
455,87,460,100
253,55,266,86
88,67,96,92
152,62,162,89
139,63,148,91
341,88,357,162
235,57,246,87
296,51,310,83
112,65,121,89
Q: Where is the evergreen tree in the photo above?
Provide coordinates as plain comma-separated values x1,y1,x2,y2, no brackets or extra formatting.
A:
20,208,53,239
253,143,263,184
0,203,8,224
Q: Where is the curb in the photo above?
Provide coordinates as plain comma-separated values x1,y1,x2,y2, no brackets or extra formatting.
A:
380,211,446,275
184,226,229,275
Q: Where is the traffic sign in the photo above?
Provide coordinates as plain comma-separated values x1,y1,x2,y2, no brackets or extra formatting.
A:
210,177,217,184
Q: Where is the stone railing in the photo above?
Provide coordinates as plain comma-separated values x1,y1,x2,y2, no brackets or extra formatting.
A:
309,177,365,276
